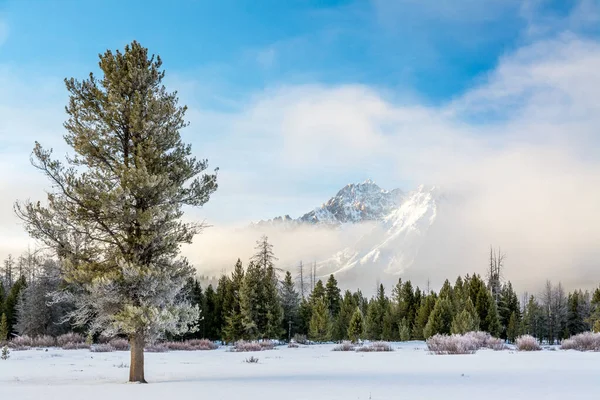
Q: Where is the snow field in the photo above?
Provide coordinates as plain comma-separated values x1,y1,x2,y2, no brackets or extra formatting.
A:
1,342,599,400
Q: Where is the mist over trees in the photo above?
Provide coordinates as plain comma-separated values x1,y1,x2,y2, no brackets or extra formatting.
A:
3,241,600,349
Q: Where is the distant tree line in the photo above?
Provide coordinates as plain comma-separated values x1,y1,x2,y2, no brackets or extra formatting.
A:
2,240,600,344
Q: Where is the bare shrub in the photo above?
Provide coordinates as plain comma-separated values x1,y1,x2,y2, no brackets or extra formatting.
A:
259,340,275,350
144,343,169,353
232,340,263,352
287,342,299,348
293,334,308,344
90,344,115,353
486,337,507,351
9,335,33,349
357,341,394,352
165,341,194,351
515,335,541,351
561,332,600,351
463,331,490,348
165,339,219,351
426,334,478,355
57,333,85,348
61,342,90,350
244,356,259,363
32,335,56,348
333,341,356,352
108,338,130,351
187,339,219,350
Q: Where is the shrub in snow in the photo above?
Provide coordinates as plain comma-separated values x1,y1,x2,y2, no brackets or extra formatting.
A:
515,335,541,351
332,341,356,352
108,338,130,351
57,332,85,348
293,334,308,345
90,344,115,353
426,334,478,355
144,343,169,353
165,341,194,351
9,335,33,349
244,356,259,363
259,340,275,350
288,342,299,348
1,345,9,360
187,339,219,350
560,332,600,352
485,337,507,351
463,331,492,349
356,342,394,352
32,335,56,348
232,340,265,352
61,342,90,350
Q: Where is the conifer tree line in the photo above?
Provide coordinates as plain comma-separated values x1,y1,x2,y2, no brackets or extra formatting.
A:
3,241,600,345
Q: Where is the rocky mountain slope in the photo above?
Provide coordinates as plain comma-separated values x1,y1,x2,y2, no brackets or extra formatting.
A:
254,180,442,281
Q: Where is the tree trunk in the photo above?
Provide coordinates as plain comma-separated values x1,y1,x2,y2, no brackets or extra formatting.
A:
129,332,147,383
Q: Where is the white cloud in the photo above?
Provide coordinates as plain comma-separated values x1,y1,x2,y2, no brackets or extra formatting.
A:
182,35,600,293
2,31,600,294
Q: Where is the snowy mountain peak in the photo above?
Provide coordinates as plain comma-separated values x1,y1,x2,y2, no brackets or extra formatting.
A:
299,180,404,224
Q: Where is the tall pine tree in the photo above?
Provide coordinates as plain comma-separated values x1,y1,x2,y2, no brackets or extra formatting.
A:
14,41,218,382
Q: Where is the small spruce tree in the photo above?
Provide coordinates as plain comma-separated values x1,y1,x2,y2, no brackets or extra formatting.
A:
399,317,411,342
0,313,8,342
347,307,364,343
423,297,453,338
507,312,518,343
308,298,330,342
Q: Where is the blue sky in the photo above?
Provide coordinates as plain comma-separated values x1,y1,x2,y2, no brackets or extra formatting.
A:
1,0,600,264
2,0,593,106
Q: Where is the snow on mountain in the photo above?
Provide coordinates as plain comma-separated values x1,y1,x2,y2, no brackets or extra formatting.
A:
253,181,442,282
298,179,404,224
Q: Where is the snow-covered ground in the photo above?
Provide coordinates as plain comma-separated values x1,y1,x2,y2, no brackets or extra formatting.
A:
1,342,598,400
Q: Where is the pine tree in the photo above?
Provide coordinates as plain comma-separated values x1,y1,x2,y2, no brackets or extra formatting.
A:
203,285,219,340
413,293,436,340
324,274,342,318
16,261,72,337
507,311,518,343
0,282,5,317
347,307,364,343
223,260,245,343
399,280,417,330
263,264,284,339
399,317,411,341
4,276,26,337
14,42,218,383
280,271,300,340
424,296,453,338
215,275,233,339
567,291,587,336
240,262,263,339
439,279,454,303
308,298,330,342
382,302,399,341
0,313,8,342
298,297,312,336
590,288,600,328
451,308,479,334
310,280,326,304
365,285,387,340
497,282,520,340
332,290,356,341
453,276,465,310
